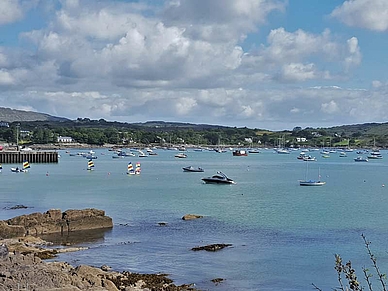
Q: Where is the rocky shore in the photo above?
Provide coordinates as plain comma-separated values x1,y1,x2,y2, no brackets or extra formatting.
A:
0,209,201,291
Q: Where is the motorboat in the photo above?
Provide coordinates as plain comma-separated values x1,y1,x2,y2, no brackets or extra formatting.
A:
368,151,383,159
354,156,368,162
232,149,248,156
182,166,204,172
175,153,187,158
202,171,235,184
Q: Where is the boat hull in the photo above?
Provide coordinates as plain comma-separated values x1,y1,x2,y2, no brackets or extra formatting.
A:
183,166,204,172
202,178,235,184
299,181,325,186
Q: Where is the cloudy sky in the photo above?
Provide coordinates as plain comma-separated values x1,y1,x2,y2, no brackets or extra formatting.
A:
0,0,387,130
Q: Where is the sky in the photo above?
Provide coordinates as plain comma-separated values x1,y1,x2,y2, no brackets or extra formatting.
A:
0,0,388,130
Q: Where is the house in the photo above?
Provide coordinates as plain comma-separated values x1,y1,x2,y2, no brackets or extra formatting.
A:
296,137,307,143
0,122,9,127
57,136,74,143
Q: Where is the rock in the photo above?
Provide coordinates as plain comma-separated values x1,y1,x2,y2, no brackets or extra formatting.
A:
191,243,232,252
0,243,8,260
101,264,112,271
182,214,203,220
0,208,113,238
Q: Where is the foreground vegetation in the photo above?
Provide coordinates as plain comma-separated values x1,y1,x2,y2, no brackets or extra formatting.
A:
1,119,388,148
313,234,387,291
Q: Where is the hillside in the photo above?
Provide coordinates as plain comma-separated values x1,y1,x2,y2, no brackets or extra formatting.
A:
0,107,68,123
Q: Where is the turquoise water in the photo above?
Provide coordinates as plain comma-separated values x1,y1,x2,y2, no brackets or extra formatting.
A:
1,148,388,290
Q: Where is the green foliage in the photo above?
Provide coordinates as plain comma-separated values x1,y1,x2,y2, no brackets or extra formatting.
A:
313,234,387,291
2,119,388,147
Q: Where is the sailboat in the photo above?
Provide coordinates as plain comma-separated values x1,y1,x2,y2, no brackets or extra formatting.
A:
87,159,95,171
299,163,325,186
135,162,141,175
11,160,30,173
127,162,135,175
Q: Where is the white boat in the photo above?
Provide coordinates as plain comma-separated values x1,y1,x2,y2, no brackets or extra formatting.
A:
276,148,290,154
0,163,2,173
11,160,30,173
368,151,383,159
202,171,235,184
175,153,187,158
303,155,316,161
183,166,204,172
299,163,325,186
354,156,368,162
138,150,148,157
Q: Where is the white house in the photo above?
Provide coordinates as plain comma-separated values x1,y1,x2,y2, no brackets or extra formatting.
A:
296,137,307,143
57,136,74,143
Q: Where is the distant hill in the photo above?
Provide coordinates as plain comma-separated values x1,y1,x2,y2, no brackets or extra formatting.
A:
0,107,69,123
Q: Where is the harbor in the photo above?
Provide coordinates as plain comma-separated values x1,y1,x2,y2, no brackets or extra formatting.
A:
0,150,59,163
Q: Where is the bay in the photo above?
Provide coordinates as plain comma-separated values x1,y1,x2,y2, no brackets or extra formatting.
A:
1,148,388,290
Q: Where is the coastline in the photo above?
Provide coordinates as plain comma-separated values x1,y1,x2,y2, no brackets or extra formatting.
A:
0,209,201,291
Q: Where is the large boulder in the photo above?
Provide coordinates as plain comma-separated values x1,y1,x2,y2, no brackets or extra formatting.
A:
0,208,113,238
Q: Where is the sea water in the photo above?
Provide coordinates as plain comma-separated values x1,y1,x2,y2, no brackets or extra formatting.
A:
1,148,388,290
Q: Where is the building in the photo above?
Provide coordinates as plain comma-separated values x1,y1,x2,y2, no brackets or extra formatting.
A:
296,137,307,143
0,122,9,128
57,136,74,143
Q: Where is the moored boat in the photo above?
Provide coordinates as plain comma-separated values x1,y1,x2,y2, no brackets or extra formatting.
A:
354,156,368,162
182,166,204,172
232,149,248,156
175,153,187,158
202,171,235,184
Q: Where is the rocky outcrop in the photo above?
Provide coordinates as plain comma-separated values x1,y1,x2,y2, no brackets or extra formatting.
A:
0,251,198,291
0,208,113,238
182,214,203,220
191,243,232,252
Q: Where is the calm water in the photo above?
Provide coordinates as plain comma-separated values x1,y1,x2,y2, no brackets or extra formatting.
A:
1,148,388,290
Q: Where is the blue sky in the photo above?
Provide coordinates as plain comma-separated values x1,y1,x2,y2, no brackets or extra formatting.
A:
0,0,388,130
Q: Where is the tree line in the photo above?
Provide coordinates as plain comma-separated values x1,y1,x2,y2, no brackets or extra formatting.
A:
0,119,387,148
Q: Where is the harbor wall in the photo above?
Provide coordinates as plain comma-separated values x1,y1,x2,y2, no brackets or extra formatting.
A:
0,151,58,163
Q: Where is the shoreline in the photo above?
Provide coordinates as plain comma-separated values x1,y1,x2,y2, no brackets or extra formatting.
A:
0,209,202,290
0,236,199,290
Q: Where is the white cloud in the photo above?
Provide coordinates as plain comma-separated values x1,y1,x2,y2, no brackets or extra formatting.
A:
321,100,339,114
0,0,23,25
331,0,388,31
0,70,14,85
162,0,285,42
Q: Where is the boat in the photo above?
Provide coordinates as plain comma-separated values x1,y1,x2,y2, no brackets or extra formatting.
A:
138,150,148,158
248,149,260,154
127,162,135,175
11,160,30,173
0,163,2,172
299,180,326,186
354,156,368,162
182,166,204,172
202,171,235,184
303,155,316,161
339,152,347,157
175,153,187,158
87,159,95,171
368,151,383,159
232,149,248,156
135,162,141,175
299,164,325,186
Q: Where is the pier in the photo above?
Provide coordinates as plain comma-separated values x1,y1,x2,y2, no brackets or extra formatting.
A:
0,151,59,163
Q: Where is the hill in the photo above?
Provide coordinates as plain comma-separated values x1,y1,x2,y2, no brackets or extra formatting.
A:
0,107,69,123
